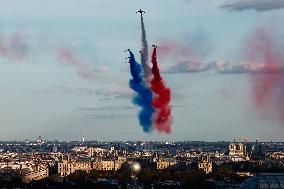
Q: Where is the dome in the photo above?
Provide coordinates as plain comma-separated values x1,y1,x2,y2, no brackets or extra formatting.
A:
128,162,141,174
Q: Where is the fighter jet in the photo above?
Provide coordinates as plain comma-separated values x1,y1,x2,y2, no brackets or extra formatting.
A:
123,49,130,52
136,9,145,15
124,57,130,64
152,45,158,59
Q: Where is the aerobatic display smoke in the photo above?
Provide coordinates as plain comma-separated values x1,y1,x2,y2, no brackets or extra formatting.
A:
58,48,97,81
0,32,29,60
125,10,173,134
246,27,284,124
140,12,152,81
128,50,155,133
150,47,172,133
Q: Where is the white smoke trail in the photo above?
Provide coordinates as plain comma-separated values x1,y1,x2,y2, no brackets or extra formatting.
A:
140,14,152,82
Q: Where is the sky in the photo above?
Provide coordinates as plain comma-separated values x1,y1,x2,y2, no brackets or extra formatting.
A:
0,0,284,141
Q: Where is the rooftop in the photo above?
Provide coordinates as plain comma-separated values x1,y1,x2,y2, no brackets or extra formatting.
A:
240,173,284,189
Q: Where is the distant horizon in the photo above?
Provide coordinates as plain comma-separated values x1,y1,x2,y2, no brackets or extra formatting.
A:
0,139,283,143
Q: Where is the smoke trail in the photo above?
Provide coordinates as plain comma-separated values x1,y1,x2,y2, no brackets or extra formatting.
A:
128,50,155,132
57,48,97,81
246,26,284,124
140,13,152,81
0,32,29,60
150,47,172,133
248,27,282,106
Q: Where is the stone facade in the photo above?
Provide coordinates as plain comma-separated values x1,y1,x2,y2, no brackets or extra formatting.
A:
58,155,126,176
21,165,49,183
197,155,212,173
229,143,250,162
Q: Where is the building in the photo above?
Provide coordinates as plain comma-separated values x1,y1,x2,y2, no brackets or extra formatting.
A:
229,143,250,162
58,155,92,177
58,155,126,176
21,164,49,183
152,154,178,170
198,155,212,174
85,147,95,157
74,159,92,172
71,146,87,153
93,158,115,171
156,158,177,170
93,156,126,171
0,164,49,183
92,148,107,157
240,173,284,189
266,151,284,159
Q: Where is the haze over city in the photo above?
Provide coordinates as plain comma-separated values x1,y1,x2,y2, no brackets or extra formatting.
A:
0,0,284,141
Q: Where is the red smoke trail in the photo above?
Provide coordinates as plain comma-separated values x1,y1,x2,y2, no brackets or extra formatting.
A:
0,32,29,60
157,39,194,61
0,34,8,57
57,48,97,81
157,39,201,72
247,26,284,123
248,28,281,106
0,42,8,57
150,47,172,133
9,33,29,59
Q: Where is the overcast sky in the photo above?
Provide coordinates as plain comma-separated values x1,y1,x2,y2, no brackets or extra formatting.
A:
0,0,284,141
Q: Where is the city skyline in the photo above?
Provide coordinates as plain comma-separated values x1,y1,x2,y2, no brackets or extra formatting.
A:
0,0,284,141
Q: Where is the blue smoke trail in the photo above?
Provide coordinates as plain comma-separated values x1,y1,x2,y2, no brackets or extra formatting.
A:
128,50,155,132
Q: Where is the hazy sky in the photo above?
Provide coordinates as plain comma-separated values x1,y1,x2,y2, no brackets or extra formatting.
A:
0,0,284,141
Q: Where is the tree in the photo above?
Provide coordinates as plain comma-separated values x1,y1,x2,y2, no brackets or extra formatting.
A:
138,167,154,189
118,170,132,188
183,170,215,189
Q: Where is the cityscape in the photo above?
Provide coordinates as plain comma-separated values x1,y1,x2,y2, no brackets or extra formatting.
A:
1,0,284,188
0,137,283,188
